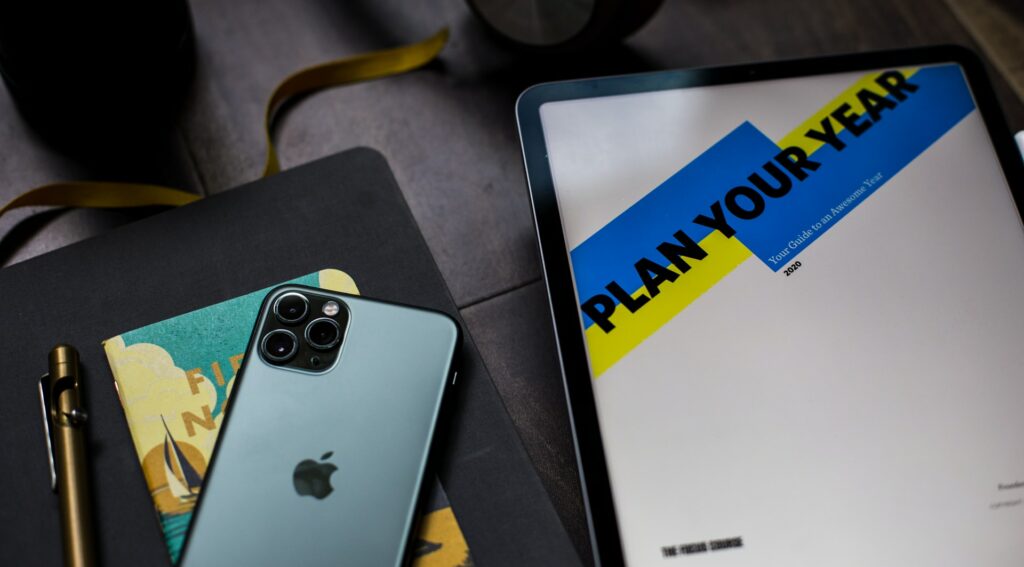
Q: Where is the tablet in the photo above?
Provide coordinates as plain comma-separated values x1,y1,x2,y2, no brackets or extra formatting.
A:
517,46,1024,567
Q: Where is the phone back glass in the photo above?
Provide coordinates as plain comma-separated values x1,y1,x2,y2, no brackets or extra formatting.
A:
181,286,458,567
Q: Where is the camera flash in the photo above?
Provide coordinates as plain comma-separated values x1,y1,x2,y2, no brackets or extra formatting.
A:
322,301,340,316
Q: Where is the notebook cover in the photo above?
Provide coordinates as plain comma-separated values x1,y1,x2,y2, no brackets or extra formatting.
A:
0,147,581,566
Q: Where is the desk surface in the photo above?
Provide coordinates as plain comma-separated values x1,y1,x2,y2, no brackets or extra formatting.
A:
2,1,1022,564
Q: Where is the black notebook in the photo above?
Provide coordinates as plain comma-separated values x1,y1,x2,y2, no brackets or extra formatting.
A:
0,147,582,567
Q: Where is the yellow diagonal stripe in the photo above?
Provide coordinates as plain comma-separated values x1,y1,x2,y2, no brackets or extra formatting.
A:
778,67,919,156
585,231,751,377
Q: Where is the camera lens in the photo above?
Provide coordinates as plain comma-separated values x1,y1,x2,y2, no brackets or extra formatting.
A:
274,292,309,325
305,317,342,350
261,329,298,363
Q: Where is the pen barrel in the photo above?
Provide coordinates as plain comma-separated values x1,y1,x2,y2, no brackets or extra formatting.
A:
49,345,96,567
55,416,96,567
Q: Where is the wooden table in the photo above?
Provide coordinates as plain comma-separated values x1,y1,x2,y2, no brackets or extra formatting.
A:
2,1,1021,564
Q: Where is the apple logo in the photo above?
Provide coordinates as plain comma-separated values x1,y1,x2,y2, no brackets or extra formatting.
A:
293,451,338,499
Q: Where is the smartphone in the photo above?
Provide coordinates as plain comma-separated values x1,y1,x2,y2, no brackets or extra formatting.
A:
179,284,460,567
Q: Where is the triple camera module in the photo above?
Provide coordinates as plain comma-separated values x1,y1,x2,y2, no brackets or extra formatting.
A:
259,290,348,372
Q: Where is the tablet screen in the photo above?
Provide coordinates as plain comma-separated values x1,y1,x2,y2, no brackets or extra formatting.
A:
538,63,1024,565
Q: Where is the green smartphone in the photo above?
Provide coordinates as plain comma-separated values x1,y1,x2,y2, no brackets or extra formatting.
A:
179,284,460,566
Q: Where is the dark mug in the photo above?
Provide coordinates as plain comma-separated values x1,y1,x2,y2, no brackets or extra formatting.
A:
468,0,664,51
0,0,195,145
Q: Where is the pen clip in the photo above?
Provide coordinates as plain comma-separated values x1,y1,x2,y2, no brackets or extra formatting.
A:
38,373,57,492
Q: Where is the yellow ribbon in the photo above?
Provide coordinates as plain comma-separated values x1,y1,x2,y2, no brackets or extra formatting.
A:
263,28,448,176
0,29,449,221
0,182,201,218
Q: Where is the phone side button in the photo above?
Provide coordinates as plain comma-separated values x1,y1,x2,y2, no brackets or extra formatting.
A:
451,371,458,386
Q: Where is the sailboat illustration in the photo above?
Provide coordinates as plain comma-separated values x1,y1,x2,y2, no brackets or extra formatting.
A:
161,415,202,501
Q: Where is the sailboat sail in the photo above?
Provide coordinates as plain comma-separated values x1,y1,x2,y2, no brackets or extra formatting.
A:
160,415,201,499
163,439,192,500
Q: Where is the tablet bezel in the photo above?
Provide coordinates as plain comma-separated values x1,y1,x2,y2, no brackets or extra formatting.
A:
516,45,1024,566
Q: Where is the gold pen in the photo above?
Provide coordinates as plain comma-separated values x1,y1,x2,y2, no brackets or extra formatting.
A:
39,345,96,567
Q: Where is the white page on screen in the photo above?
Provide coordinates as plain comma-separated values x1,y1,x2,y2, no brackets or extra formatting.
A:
539,64,1024,566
